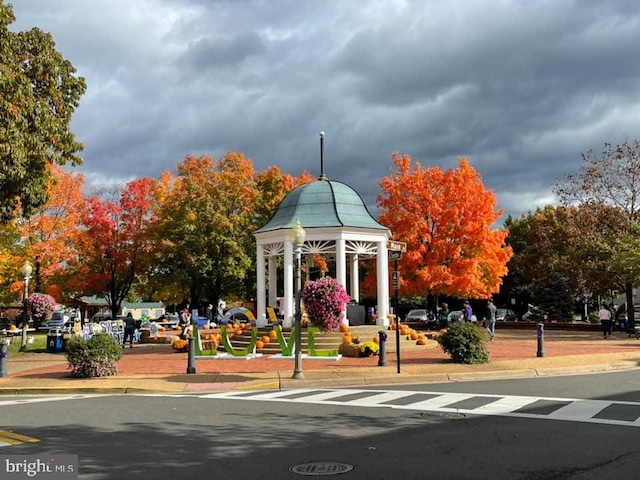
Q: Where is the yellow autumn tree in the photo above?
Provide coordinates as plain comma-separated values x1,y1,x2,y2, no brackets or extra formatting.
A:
377,153,512,298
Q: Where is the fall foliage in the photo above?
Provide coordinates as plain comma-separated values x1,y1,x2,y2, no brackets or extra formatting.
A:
71,178,158,318
376,153,512,298
0,2,86,222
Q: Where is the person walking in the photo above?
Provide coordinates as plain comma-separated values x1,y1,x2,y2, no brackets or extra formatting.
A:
462,301,473,322
486,299,497,340
123,312,136,348
598,303,612,339
439,303,449,329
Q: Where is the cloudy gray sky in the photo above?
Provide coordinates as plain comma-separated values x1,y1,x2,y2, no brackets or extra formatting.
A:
10,0,640,222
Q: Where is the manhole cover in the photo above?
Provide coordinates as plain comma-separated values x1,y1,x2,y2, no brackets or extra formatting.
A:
290,462,354,476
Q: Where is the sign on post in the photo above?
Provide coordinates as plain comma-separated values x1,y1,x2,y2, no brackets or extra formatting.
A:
387,240,407,252
389,250,402,261
392,271,400,290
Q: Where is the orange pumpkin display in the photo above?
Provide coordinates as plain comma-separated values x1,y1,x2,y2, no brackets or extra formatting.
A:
339,323,350,333
342,334,353,344
268,329,277,339
261,335,271,344
243,323,252,331
410,332,418,340
416,337,427,345
175,326,182,332
203,324,210,330
255,340,265,349
372,336,379,344
9,324,17,331
234,328,243,336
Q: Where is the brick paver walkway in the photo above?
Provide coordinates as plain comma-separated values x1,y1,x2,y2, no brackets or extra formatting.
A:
7,329,639,379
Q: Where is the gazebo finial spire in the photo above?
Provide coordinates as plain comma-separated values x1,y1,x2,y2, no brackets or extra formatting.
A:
319,131,327,180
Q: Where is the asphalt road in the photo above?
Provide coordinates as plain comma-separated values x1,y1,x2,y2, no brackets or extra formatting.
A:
1,371,640,479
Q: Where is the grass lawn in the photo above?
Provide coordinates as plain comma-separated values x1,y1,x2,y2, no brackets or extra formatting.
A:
4,331,49,355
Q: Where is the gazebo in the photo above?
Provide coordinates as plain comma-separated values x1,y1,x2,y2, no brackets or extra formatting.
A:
253,134,393,328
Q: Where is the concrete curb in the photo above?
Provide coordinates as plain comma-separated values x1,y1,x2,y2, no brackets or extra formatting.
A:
2,361,639,396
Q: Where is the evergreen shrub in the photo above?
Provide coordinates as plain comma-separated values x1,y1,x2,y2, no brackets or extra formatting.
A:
438,322,490,364
66,334,123,378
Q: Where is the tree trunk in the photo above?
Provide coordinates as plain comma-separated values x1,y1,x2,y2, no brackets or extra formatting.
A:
625,282,634,332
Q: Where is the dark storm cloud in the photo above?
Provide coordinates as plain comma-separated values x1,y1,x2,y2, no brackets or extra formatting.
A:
10,0,640,222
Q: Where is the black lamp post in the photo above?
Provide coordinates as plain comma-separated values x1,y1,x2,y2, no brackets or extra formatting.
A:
289,219,306,379
20,260,33,352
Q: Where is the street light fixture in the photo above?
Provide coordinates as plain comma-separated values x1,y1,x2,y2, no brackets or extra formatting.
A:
20,260,33,352
289,219,306,379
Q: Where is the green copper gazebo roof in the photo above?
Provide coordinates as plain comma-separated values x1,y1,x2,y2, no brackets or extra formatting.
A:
254,178,388,233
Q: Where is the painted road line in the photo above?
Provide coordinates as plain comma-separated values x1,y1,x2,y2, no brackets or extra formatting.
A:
194,389,640,428
0,430,39,447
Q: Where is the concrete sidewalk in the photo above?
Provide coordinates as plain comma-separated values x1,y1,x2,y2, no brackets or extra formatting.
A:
1,328,639,394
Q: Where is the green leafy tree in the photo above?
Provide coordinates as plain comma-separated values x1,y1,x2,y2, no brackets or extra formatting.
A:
555,140,640,328
0,1,86,222
149,153,259,310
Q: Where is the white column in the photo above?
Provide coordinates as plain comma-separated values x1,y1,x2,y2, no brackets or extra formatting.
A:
256,244,266,327
350,253,359,303
336,238,348,326
376,241,390,326
268,256,277,309
283,239,294,328
336,238,347,288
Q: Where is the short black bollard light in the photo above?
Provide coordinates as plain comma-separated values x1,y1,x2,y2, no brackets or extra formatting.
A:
378,330,388,366
186,336,196,374
537,322,545,357
0,339,8,378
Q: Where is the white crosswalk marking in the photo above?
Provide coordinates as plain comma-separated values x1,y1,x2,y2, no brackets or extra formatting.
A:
548,400,609,420
0,395,101,407
195,389,640,428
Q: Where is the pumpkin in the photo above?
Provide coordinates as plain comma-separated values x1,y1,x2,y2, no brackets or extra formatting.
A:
391,322,397,330
342,334,353,344
255,340,265,349
234,328,243,336
417,338,427,345
159,326,166,332
9,324,17,331
243,323,252,331
203,324,209,330
410,332,418,340
372,336,379,344
268,329,277,339
339,323,350,333
175,326,182,332
261,335,271,344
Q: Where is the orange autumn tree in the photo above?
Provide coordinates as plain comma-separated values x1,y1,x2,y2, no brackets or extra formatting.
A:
13,164,84,299
377,154,512,298
71,178,158,318
254,165,314,228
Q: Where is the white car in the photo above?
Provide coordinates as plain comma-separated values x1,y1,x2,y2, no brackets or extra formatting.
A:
448,310,477,323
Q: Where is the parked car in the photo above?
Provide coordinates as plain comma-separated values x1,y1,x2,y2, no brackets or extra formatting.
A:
405,309,429,322
522,305,547,322
405,309,438,329
496,308,516,322
46,311,71,330
448,310,477,323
